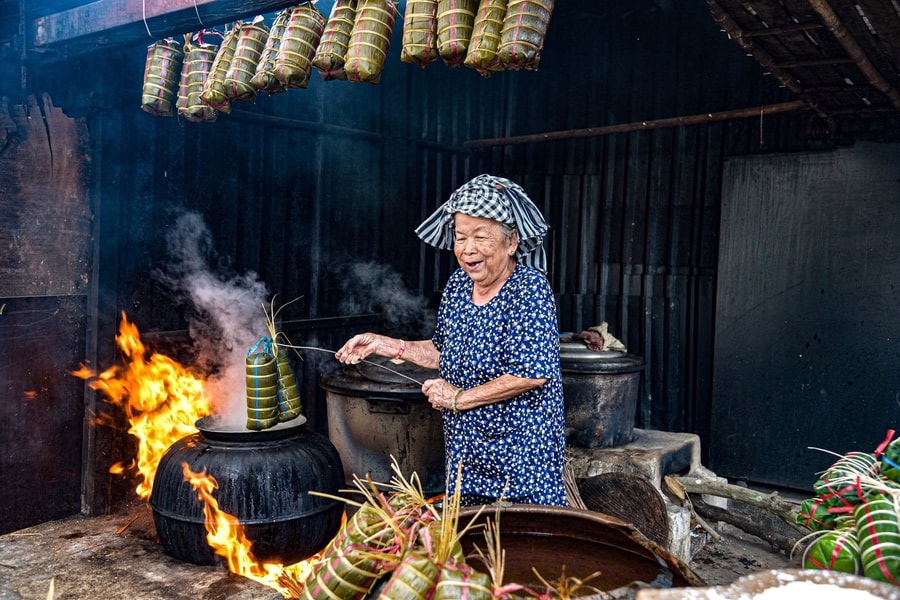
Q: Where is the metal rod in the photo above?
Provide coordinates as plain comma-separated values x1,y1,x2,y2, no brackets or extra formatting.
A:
281,344,427,386
464,101,807,148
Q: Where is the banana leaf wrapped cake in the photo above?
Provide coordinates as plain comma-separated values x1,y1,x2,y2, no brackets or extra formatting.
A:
141,39,185,116
796,432,900,585
313,0,357,81
344,0,399,84
497,0,554,71
253,10,290,95
178,41,218,122
436,0,477,68
401,0,439,67
202,24,240,113
225,19,270,102
464,0,507,76
275,3,327,89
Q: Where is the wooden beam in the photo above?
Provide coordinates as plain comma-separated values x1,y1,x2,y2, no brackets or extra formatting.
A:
806,0,900,112
30,0,297,58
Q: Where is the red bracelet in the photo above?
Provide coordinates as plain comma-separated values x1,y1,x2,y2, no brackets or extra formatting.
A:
394,340,406,360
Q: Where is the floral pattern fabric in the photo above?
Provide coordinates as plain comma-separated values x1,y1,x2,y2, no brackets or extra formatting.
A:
432,264,567,505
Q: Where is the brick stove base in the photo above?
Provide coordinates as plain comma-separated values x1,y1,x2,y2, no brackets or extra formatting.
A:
566,428,726,563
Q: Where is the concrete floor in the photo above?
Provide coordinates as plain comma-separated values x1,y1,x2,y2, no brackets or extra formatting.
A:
0,501,797,600
0,504,280,600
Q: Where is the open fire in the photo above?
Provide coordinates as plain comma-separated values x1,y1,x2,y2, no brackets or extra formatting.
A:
182,464,318,594
74,314,322,597
73,313,210,500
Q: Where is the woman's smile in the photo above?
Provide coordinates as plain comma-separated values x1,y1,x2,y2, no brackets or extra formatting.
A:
453,213,518,294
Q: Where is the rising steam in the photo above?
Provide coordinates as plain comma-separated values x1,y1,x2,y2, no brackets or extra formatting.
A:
152,213,433,427
337,261,432,339
154,211,270,426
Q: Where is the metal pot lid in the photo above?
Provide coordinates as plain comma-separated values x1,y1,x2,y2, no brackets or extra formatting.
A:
195,415,307,443
559,341,644,372
320,360,435,398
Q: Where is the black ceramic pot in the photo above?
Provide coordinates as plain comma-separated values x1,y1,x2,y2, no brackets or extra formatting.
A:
149,416,345,566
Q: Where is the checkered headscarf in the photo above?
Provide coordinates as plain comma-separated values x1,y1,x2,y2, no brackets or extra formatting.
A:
415,174,549,274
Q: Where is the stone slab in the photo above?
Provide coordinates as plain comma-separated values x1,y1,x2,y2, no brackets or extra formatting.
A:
567,428,701,488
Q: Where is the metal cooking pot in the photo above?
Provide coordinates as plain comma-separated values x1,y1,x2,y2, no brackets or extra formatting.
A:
320,358,445,494
149,416,344,566
560,341,645,448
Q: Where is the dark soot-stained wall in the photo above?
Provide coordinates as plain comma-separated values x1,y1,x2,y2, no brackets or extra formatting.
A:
1,0,895,530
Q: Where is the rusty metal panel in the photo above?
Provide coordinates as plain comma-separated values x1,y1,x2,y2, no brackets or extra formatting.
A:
0,295,86,535
0,95,91,298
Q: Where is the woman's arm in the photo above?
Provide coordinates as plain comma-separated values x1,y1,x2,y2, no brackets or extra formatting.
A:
422,374,547,412
335,333,440,370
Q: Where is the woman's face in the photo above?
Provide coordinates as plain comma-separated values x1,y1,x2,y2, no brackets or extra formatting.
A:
453,213,518,288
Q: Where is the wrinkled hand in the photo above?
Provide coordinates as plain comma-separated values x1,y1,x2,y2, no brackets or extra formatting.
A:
422,378,457,411
335,333,378,365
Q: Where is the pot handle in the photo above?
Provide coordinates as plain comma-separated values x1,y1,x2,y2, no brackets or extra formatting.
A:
365,396,412,415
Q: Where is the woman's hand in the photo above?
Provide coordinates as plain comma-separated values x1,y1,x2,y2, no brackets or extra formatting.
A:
422,378,458,411
334,333,380,364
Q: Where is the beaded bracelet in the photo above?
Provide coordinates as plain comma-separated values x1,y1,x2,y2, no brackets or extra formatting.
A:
451,387,462,412
394,339,406,360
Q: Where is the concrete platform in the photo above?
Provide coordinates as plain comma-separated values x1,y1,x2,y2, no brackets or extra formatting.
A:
0,504,280,600
567,429,724,563
566,428,700,486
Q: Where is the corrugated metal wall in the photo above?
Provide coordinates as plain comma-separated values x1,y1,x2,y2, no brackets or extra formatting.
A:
8,0,814,516
80,1,795,508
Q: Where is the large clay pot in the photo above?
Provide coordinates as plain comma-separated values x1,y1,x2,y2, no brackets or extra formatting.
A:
149,417,344,566
458,505,704,593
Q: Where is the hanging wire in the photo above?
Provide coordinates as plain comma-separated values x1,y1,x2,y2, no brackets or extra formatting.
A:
142,0,154,38
193,0,205,28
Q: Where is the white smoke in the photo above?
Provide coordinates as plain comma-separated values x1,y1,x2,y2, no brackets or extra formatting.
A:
338,261,432,338
155,211,270,427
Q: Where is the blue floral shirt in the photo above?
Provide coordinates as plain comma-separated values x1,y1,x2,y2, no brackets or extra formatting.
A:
432,264,567,505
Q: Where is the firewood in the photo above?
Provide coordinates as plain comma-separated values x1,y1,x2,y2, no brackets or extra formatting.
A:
671,475,806,535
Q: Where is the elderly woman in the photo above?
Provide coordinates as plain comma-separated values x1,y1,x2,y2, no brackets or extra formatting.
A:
336,174,566,506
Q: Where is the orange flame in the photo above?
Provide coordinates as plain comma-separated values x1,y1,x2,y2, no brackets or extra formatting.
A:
74,313,329,597
74,313,210,499
182,463,318,596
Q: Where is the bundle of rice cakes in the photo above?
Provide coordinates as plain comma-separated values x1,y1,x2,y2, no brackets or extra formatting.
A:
344,0,399,84
202,24,241,113
497,0,554,71
464,0,507,76
225,18,269,103
436,0,477,68
797,431,900,586
275,3,327,89
245,337,302,430
253,9,290,95
297,465,493,600
401,0,439,66
177,40,219,122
